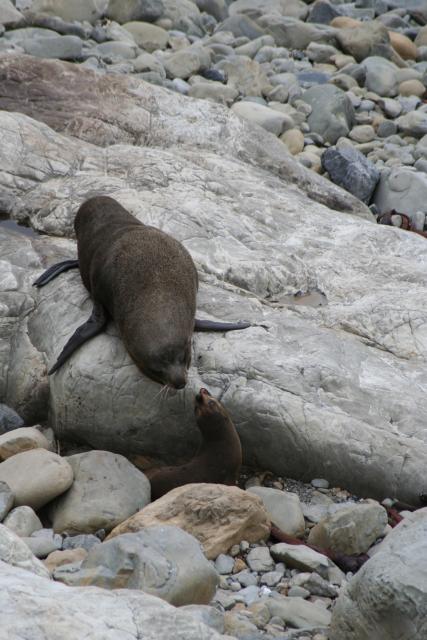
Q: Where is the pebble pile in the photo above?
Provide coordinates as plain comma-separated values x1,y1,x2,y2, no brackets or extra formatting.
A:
0,411,420,639
2,0,427,225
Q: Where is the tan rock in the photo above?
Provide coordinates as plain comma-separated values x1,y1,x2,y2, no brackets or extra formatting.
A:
122,21,169,53
44,548,88,573
388,31,417,61
398,79,426,98
107,483,271,559
0,427,49,461
280,128,305,155
330,16,361,29
233,557,247,573
0,449,73,510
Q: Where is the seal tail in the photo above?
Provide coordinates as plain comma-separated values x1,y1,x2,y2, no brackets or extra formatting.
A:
33,259,79,287
194,319,251,332
49,302,107,375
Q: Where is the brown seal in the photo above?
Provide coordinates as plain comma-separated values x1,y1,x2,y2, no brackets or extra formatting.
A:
33,196,250,388
147,388,242,500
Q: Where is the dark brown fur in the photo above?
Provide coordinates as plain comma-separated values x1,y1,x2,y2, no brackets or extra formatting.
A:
75,196,198,389
147,388,242,500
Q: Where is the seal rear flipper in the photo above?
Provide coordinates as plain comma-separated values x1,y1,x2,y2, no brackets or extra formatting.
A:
49,302,107,375
194,319,251,332
33,259,79,287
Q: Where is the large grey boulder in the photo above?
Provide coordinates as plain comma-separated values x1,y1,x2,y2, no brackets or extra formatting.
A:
257,15,336,50
31,0,108,23
1,56,427,505
0,560,232,640
57,526,219,606
48,450,151,534
330,509,427,640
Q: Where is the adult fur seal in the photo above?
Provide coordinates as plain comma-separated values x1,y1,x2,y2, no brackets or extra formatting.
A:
34,196,250,388
147,388,242,500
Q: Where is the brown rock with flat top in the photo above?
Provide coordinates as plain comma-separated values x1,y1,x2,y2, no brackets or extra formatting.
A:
107,483,271,559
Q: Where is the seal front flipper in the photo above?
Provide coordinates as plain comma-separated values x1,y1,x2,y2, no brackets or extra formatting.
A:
194,319,251,332
49,302,107,375
33,259,79,288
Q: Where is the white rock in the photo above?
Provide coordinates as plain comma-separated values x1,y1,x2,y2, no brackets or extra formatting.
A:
0,449,73,510
0,524,50,578
247,487,305,537
0,426,49,461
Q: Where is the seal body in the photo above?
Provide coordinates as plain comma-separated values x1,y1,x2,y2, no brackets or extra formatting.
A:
75,197,197,389
34,196,250,387
148,388,242,500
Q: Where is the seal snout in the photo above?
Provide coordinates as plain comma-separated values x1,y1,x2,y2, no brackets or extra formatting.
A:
195,387,210,405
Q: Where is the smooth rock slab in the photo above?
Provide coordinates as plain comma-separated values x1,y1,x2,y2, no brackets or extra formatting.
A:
108,484,271,559
321,145,380,204
3,505,42,537
0,426,49,461
48,450,150,535
0,523,50,578
330,509,427,640
247,487,305,537
0,560,231,640
308,501,388,555
58,525,219,606
0,449,73,510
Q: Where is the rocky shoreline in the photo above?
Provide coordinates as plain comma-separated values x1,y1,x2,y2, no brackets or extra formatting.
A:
1,0,427,639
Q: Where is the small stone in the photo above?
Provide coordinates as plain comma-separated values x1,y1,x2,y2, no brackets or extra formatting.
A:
2,506,42,537
270,543,344,583
0,523,50,579
246,546,274,572
215,554,235,574
288,586,310,598
224,610,259,637
377,120,398,138
308,502,388,555
281,128,305,155
321,144,380,203
388,31,418,61
23,528,62,558
240,540,250,553
0,449,73,511
0,405,24,434
230,544,240,557
0,427,49,461
122,21,168,52
238,585,261,606
107,0,164,24
399,80,426,98
260,570,284,587
233,557,247,573
311,479,329,490
234,570,258,587
349,124,376,143
267,596,332,629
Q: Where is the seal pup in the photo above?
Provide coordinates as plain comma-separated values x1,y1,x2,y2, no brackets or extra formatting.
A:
147,388,242,500
34,196,250,388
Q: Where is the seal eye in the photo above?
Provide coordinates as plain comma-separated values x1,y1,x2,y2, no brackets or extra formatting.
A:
208,400,215,408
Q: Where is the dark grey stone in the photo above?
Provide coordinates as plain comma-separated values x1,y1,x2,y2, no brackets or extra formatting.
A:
0,481,14,522
377,120,398,137
0,404,24,434
322,145,380,204
22,12,91,38
384,0,427,25
307,0,341,24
